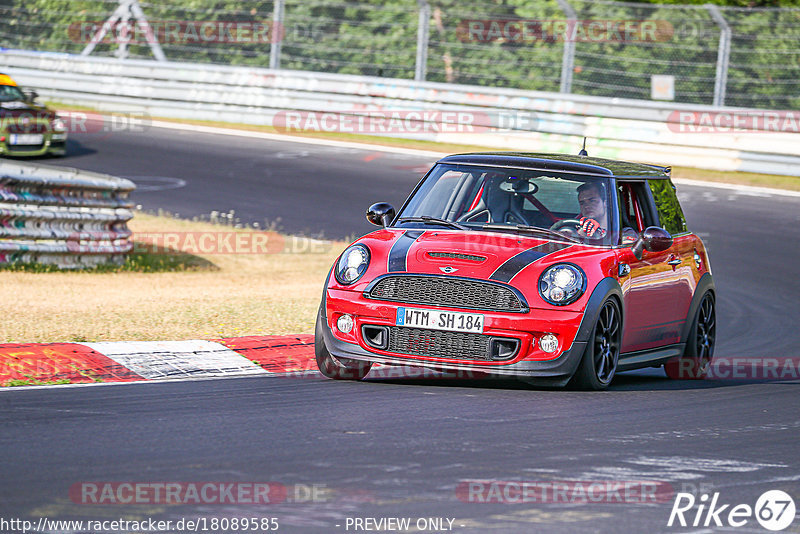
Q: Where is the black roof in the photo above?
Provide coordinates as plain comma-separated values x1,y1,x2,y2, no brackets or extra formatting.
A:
437,152,670,179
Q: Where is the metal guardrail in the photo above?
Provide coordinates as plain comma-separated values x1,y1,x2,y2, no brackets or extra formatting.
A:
0,159,135,268
2,50,798,176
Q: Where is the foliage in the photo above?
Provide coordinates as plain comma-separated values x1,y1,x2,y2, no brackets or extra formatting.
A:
1,0,797,108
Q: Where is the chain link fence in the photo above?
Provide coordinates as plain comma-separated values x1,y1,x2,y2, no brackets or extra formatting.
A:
0,0,798,109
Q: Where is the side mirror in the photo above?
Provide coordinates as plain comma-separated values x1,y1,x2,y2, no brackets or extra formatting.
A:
366,202,396,227
22,89,38,103
631,226,673,260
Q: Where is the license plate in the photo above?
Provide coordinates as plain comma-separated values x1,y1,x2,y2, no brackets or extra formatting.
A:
396,307,484,333
9,134,43,145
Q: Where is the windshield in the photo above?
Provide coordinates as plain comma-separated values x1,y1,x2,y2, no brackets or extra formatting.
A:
396,163,618,245
0,84,27,102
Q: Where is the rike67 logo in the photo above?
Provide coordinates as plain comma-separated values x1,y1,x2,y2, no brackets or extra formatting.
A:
668,490,796,531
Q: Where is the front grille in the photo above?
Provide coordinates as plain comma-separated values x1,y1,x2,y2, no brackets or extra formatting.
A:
367,275,526,312
388,326,492,360
9,143,44,152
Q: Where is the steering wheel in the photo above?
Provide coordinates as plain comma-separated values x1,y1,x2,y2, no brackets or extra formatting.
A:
550,218,582,233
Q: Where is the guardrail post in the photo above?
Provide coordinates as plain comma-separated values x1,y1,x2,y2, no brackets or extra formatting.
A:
269,0,285,70
706,4,731,107
415,0,430,81
555,0,576,94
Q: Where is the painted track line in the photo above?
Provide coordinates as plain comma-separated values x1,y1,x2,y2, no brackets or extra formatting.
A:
85,340,269,379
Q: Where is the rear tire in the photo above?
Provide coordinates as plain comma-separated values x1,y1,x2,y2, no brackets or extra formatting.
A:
665,292,715,380
315,307,372,380
571,299,621,391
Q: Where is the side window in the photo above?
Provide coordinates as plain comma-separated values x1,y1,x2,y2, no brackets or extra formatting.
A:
617,182,659,245
617,184,640,231
648,179,688,235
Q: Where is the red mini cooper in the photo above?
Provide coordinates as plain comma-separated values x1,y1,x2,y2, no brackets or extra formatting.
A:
315,152,715,390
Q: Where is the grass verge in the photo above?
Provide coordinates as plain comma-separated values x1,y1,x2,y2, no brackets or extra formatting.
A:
4,378,72,387
0,212,344,343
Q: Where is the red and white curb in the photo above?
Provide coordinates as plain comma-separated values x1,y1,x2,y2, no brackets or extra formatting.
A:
0,335,317,388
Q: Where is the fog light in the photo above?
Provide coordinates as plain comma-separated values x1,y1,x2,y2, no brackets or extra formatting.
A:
539,334,558,353
337,314,354,334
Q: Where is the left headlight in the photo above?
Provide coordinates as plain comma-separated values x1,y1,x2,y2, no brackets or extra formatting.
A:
538,263,586,306
335,244,370,285
52,117,66,132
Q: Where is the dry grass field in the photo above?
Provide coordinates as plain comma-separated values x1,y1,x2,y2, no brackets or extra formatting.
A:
0,213,344,343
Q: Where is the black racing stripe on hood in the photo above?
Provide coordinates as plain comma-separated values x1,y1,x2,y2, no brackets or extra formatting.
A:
489,242,572,283
387,230,425,272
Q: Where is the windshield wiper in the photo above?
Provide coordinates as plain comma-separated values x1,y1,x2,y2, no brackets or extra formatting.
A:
396,216,468,230
480,223,580,243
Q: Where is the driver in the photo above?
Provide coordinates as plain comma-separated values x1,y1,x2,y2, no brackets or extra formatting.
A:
576,182,608,239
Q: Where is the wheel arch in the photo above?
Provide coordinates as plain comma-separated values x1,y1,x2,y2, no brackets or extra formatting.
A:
319,264,335,319
679,272,715,346
572,277,625,347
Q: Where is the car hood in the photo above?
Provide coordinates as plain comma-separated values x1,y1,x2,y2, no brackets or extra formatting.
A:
357,227,587,286
0,100,55,119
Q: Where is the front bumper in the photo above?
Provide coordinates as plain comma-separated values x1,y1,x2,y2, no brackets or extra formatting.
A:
0,131,67,157
320,287,588,384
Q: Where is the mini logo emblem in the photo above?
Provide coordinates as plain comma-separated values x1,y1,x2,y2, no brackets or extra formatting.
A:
440,266,458,274
21,117,30,127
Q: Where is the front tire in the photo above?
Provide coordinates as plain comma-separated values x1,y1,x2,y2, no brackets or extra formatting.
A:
665,292,715,380
315,307,372,380
572,299,621,391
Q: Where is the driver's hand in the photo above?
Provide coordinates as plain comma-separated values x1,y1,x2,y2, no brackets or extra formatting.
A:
579,217,606,238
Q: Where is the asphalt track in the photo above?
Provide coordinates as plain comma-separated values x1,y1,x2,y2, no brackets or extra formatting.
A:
2,125,800,533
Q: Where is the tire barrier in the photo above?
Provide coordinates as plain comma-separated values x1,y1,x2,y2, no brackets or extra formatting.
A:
0,160,135,268
2,49,799,176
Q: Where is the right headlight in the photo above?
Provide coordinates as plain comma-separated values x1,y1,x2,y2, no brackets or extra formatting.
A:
334,244,370,285
52,117,67,132
538,263,586,306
